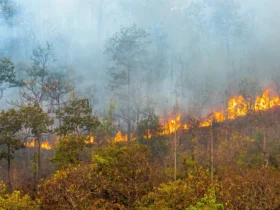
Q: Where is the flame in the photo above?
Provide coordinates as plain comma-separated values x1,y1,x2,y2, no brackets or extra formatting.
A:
25,139,52,150
113,130,127,142
200,119,212,127
24,139,35,148
144,129,152,139
85,135,95,144
159,88,280,134
212,88,280,123
204,88,280,126
113,131,136,143
41,141,52,150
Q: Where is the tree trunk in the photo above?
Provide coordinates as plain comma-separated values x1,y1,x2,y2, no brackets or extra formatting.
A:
7,144,12,191
127,67,131,142
263,132,269,168
37,137,41,181
210,121,214,184
174,129,177,181
58,97,62,127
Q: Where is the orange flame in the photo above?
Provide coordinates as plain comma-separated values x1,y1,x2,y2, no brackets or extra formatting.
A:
160,88,280,134
113,131,136,142
85,135,95,144
25,139,52,150
212,88,280,123
144,129,152,139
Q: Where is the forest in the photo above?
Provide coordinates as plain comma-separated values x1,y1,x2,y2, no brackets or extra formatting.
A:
1,0,280,209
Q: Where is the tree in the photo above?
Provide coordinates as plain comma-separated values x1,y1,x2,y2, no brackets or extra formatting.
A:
0,0,18,23
136,164,217,210
210,0,245,63
186,190,224,210
238,73,261,112
18,42,56,107
79,85,99,112
220,167,280,209
55,98,100,137
20,104,53,183
0,57,22,100
137,111,168,162
0,109,24,190
0,191,41,210
40,144,158,209
51,135,88,169
45,68,74,125
92,144,155,208
39,164,96,210
95,98,117,144
105,24,149,141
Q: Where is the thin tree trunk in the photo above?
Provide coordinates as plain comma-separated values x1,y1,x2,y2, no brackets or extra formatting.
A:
174,120,177,181
263,132,269,168
210,121,214,184
127,67,131,142
58,97,62,127
7,144,12,191
37,137,41,181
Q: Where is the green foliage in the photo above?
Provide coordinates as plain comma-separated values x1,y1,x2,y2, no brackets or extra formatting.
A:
0,57,21,99
186,190,224,210
137,111,168,160
20,104,53,137
96,98,117,144
105,24,149,89
41,144,157,209
51,135,87,169
136,165,217,210
0,181,6,196
0,109,24,161
55,98,100,136
0,191,41,210
0,181,40,210
92,144,154,208
137,113,162,139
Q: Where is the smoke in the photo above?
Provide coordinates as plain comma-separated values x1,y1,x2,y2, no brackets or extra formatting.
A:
1,0,280,115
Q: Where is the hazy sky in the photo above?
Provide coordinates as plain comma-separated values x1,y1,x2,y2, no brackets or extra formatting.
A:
1,0,280,115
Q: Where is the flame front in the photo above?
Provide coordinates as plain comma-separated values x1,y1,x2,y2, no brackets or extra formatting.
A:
25,139,52,150
160,88,280,135
85,135,95,144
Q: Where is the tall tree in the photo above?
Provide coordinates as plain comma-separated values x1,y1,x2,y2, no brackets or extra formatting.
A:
45,68,74,125
20,104,53,183
105,24,149,141
0,0,17,23
55,98,100,137
18,42,56,107
0,109,24,190
0,57,22,99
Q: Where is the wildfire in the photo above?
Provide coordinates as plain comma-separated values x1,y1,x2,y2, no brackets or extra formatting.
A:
24,139,52,150
144,129,152,139
160,88,280,135
213,88,280,122
161,114,189,135
99,88,280,142
85,135,95,144
113,131,136,142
